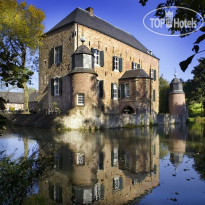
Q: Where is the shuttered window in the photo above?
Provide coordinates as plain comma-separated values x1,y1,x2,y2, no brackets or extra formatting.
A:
54,46,62,65
51,77,62,96
150,68,154,79
132,62,137,70
91,48,104,67
49,46,62,68
113,56,123,72
137,63,141,69
113,56,119,71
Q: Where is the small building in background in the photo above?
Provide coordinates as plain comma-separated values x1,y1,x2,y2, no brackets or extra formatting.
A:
0,92,24,112
169,73,186,115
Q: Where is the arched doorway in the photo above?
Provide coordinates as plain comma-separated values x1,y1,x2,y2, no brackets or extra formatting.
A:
121,106,135,114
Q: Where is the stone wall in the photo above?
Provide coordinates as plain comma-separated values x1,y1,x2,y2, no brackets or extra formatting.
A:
7,111,187,130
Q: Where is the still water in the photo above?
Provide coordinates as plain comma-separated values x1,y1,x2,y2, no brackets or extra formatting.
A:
1,123,205,205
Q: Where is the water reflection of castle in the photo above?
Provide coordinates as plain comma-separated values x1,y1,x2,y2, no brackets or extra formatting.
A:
168,125,187,168
38,129,159,204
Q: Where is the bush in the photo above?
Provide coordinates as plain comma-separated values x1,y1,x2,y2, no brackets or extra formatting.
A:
0,147,54,205
9,107,15,112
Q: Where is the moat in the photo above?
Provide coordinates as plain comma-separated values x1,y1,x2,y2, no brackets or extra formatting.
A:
1,123,205,204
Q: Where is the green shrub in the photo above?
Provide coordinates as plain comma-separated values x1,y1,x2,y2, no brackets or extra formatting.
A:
9,107,15,112
0,148,54,205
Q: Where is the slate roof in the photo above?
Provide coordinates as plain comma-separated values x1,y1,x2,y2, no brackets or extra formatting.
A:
0,92,24,104
170,78,182,84
72,45,94,56
29,92,38,102
119,69,150,80
47,8,158,59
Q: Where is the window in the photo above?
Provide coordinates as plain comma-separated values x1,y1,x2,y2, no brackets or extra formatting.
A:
113,56,122,72
153,89,156,102
54,78,60,96
137,63,141,69
113,177,120,191
77,93,85,106
94,49,100,66
91,48,104,67
125,83,130,98
113,176,123,191
111,148,118,167
76,153,85,165
54,46,62,65
132,62,137,70
113,56,119,71
111,83,118,100
51,78,62,96
119,84,125,99
150,68,154,79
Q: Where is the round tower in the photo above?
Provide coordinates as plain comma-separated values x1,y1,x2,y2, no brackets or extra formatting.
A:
169,73,186,115
69,39,98,109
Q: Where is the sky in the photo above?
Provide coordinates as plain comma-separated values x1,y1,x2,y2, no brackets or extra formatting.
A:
12,0,205,91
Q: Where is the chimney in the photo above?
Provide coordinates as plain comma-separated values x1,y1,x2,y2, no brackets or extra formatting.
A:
86,7,93,16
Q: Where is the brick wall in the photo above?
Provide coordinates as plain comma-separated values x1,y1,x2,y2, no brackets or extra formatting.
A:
77,24,159,113
39,24,75,113
39,23,159,114
169,93,186,115
71,72,98,108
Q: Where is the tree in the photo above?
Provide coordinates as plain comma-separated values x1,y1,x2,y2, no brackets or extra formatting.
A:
0,0,45,112
139,0,205,72
191,58,205,105
159,75,169,113
183,58,205,114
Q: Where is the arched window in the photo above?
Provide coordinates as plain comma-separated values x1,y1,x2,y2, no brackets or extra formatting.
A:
122,106,135,114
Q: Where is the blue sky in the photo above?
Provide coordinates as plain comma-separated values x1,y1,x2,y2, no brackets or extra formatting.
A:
20,0,205,90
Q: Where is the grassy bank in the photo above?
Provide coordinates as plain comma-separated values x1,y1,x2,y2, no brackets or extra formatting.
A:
188,103,205,123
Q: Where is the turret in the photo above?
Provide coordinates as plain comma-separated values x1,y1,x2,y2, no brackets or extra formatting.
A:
169,73,186,115
69,38,98,109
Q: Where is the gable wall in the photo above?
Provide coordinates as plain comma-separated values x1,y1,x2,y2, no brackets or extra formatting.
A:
39,24,76,113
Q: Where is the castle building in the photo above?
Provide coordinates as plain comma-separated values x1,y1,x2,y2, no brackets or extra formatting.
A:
39,7,159,114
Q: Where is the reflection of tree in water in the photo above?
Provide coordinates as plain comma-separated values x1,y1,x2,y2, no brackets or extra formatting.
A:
186,122,205,180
